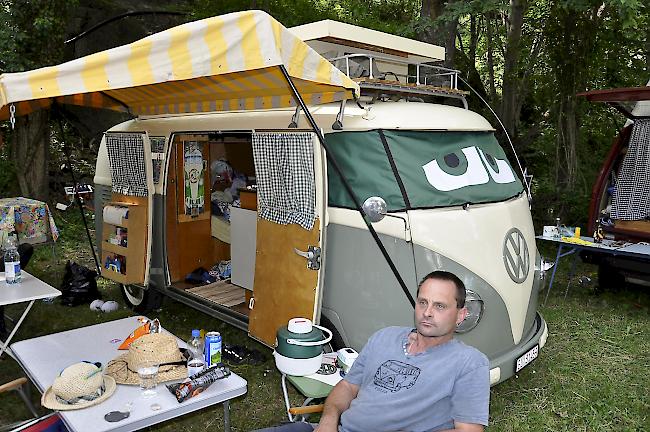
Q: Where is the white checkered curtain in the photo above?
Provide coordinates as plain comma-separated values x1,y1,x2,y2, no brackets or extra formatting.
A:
105,133,151,197
252,132,316,230
612,119,650,220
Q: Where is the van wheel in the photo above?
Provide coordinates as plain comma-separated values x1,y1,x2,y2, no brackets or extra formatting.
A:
120,284,163,313
597,264,625,292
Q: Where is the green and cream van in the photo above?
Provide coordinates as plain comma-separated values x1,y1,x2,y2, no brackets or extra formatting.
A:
93,19,548,385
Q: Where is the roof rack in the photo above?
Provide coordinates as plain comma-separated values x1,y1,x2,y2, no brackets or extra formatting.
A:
326,53,468,107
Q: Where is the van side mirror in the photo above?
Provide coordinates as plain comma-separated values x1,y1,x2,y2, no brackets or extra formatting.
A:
362,196,387,223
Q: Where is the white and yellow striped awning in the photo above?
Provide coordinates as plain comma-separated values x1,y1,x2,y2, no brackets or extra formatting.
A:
0,10,359,120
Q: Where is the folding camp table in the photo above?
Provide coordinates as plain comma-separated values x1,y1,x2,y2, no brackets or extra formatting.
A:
0,271,61,359
536,235,650,304
10,316,247,432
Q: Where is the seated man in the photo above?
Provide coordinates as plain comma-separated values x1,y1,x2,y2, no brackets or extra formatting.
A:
256,270,489,432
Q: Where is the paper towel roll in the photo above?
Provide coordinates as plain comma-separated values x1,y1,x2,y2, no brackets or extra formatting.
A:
103,205,129,225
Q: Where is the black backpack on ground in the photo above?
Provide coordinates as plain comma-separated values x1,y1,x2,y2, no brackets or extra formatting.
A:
59,261,100,306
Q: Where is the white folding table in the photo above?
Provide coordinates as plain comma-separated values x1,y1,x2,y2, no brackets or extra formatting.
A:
10,316,248,432
0,271,61,358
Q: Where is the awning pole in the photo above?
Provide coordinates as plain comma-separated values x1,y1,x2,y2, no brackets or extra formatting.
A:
55,110,102,275
278,65,415,308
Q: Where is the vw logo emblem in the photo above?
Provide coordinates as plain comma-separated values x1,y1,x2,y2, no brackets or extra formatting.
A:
503,228,529,283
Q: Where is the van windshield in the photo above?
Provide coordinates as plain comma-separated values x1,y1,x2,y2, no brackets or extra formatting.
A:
326,130,524,211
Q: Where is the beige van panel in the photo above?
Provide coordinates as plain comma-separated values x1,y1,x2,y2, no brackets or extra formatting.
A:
328,208,411,241
408,194,534,344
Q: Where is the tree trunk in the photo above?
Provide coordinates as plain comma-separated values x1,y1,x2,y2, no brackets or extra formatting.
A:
646,24,650,77
500,0,526,139
556,95,578,191
486,14,497,102
419,0,459,68
468,15,479,73
11,110,50,202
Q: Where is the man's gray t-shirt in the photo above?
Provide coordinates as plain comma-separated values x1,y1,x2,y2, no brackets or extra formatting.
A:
339,327,489,432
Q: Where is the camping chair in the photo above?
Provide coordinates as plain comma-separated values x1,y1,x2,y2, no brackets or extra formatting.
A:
0,377,40,431
281,374,331,422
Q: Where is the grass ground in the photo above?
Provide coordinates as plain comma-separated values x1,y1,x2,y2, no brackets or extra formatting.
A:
1,209,648,431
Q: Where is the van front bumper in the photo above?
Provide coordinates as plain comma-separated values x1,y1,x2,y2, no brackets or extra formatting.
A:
488,312,548,385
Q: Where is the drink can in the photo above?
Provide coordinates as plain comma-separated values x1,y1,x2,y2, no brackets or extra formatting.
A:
204,332,222,366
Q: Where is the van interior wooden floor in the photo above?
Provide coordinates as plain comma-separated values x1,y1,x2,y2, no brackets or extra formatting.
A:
174,280,250,316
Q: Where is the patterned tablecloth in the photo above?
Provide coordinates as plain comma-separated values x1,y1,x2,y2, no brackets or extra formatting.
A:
0,197,59,245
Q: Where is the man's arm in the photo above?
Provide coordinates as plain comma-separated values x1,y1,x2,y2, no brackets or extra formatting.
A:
313,379,360,432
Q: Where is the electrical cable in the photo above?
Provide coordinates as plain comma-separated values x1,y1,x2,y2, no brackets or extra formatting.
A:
457,75,531,201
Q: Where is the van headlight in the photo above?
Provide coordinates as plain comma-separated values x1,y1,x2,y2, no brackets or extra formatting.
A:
456,289,483,334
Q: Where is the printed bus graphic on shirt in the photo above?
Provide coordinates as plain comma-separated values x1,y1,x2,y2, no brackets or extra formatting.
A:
373,360,420,392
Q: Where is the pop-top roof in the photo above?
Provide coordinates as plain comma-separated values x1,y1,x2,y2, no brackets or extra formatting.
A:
290,20,445,64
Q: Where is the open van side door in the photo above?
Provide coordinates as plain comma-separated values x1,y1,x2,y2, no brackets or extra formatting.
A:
164,134,213,282
101,132,155,287
248,133,326,347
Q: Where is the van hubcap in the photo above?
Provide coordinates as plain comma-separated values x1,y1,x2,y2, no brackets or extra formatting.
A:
123,284,144,306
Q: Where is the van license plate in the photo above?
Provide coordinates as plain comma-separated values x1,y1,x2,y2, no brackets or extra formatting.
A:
515,344,539,373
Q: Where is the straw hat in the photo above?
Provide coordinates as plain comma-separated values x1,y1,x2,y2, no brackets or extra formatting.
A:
42,362,116,410
105,332,187,385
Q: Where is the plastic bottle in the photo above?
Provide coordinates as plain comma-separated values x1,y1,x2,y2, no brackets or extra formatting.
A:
4,236,21,285
187,329,205,377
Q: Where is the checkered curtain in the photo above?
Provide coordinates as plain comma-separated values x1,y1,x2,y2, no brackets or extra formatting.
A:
252,132,316,230
105,133,150,197
612,119,650,220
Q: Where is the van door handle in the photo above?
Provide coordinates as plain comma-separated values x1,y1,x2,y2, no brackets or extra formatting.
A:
294,248,314,259
293,246,321,270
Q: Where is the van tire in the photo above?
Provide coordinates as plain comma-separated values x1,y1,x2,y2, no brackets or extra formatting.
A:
121,284,163,313
597,264,625,292
320,316,346,352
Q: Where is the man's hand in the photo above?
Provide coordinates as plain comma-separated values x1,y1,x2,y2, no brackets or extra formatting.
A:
313,380,359,432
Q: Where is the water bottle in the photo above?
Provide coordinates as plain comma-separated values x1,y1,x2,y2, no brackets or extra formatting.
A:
4,236,21,285
187,329,205,377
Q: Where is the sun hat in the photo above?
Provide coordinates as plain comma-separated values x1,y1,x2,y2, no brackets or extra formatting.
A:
105,332,187,385
41,362,116,410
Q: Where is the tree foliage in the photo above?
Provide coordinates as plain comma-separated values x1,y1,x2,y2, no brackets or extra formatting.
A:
0,0,76,72
446,0,647,225
0,0,78,201
0,0,647,225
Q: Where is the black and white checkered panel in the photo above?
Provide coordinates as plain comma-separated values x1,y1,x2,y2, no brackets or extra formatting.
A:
105,133,150,197
611,119,650,221
252,132,316,231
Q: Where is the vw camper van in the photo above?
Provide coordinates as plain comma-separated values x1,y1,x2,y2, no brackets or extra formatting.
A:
580,85,650,288
91,16,547,385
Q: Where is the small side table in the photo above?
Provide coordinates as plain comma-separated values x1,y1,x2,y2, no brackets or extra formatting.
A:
0,197,59,245
0,271,61,359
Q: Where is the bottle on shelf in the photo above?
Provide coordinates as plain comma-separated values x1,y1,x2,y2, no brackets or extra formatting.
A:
186,329,206,377
3,235,21,285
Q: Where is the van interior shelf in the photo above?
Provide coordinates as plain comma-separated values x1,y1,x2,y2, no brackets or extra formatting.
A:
101,198,147,285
